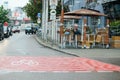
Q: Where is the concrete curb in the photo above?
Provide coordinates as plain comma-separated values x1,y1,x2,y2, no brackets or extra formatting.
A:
35,36,79,57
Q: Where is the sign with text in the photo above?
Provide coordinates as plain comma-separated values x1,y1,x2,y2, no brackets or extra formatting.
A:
50,0,58,6
37,13,41,18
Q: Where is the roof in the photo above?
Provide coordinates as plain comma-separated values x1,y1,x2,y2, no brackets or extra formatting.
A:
64,9,107,16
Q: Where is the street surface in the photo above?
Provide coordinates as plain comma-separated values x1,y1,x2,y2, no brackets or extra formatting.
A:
0,32,72,57
0,31,120,80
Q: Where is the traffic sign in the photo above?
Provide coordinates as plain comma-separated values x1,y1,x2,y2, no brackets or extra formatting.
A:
4,22,8,26
50,9,56,15
50,15,56,20
50,0,58,6
37,18,41,23
50,4,56,9
37,13,41,18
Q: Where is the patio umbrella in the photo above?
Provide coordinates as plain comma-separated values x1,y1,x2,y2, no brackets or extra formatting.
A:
58,15,81,19
58,15,81,29
64,9,107,16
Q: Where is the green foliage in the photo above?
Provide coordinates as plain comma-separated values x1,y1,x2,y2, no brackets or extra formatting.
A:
110,20,120,36
110,20,120,30
56,0,69,15
110,20,120,27
0,6,9,24
23,0,69,22
23,0,42,22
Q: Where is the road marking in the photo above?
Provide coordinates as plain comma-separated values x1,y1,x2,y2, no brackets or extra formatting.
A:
11,59,39,66
52,71,69,73
97,71,113,72
75,71,92,73
29,71,47,73
0,70,23,73
0,56,120,72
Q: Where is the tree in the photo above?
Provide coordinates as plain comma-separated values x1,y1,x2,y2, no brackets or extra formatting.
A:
23,0,69,22
23,0,42,22
0,6,9,24
56,0,69,15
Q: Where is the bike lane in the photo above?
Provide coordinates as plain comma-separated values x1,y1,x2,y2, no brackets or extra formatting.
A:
0,56,120,72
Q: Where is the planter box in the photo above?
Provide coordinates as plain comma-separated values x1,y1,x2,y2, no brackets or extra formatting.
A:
112,36,120,40
111,36,120,48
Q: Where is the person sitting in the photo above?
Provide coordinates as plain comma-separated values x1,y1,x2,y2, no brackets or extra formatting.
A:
64,28,70,35
73,28,81,40
73,24,81,40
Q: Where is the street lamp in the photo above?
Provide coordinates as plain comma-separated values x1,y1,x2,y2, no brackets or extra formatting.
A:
41,0,48,40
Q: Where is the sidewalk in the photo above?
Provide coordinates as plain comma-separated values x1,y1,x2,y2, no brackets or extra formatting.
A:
35,36,120,58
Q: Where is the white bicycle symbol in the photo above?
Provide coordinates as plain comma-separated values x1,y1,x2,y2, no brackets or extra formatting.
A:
11,59,39,66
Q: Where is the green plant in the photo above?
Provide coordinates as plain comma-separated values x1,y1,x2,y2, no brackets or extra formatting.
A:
110,20,120,36
110,20,120,27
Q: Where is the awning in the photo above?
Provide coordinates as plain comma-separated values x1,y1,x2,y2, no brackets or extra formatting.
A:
64,9,107,16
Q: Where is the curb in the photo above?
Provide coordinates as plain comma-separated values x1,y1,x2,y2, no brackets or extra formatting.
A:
35,36,79,57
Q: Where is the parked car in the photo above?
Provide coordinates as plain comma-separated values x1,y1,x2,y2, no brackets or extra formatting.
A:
31,27,37,34
0,24,4,41
12,27,20,33
25,26,37,34
25,26,32,34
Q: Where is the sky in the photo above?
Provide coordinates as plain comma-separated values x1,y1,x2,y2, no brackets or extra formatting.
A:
0,0,29,9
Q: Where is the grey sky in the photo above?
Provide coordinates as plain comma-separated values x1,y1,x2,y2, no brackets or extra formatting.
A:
0,0,29,9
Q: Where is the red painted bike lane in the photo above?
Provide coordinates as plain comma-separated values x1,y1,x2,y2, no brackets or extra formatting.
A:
0,56,120,72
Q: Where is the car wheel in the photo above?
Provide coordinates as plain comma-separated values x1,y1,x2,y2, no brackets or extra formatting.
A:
25,32,27,34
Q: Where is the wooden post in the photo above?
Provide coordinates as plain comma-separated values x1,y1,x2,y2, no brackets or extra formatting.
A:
106,19,110,48
82,18,87,48
60,0,64,43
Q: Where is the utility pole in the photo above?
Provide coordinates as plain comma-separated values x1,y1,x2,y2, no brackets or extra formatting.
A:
42,0,48,40
60,0,64,43
42,0,45,39
45,0,48,40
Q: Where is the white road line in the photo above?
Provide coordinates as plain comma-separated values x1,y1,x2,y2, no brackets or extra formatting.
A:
29,71,47,73
0,70,116,73
0,70,23,73
52,71,69,73
75,71,92,73
97,71,113,72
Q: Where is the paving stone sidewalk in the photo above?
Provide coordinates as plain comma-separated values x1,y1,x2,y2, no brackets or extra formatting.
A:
35,36,120,58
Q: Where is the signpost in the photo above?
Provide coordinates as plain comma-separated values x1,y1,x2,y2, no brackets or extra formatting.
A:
37,13,41,24
50,0,58,6
37,13,41,18
49,0,58,43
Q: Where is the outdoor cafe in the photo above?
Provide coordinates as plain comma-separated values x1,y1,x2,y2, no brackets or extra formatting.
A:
45,9,110,49
56,9,110,49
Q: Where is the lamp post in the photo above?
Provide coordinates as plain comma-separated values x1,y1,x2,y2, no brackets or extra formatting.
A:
42,0,45,39
42,0,48,40
45,0,48,40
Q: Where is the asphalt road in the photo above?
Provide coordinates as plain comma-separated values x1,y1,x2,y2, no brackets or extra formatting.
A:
92,57,120,66
0,72,120,80
0,32,73,57
0,31,120,80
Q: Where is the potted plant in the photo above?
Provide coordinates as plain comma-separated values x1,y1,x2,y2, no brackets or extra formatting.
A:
110,20,120,48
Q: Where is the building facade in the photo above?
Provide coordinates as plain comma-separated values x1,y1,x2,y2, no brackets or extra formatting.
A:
64,0,120,21
64,0,106,30
64,0,86,11
102,0,120,21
